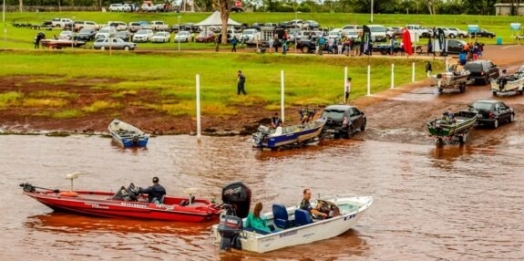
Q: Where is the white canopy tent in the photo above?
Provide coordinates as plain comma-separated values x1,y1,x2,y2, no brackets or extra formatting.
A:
195,11,241,27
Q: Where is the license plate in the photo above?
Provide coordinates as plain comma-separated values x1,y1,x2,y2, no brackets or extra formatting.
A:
477,114,483,118
327,129,337,133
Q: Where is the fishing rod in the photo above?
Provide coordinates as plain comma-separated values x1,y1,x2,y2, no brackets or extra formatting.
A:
19,183,60,193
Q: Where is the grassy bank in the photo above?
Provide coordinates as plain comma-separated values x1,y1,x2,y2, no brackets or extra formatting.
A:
1,12,523,49
0,51,441,117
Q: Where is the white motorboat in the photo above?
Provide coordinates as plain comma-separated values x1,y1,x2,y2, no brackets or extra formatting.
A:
213,190,373,253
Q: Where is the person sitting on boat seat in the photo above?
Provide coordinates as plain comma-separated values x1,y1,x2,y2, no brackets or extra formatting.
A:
138,177,166,204
271,113,282,129
300,106,311,124
245,202,272,234
299,188,328,219
442,110,455,124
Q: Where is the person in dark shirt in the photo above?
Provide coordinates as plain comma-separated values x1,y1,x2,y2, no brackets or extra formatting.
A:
299,188,327,219
139,177,166,204
271,113,282,128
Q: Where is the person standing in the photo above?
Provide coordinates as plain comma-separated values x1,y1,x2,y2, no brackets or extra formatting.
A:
425,61,432,77
345,77,351,104
231,36,238,52
237,70,247,95
215,33,221,52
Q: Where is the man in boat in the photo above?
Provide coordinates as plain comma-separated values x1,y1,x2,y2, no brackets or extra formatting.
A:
271,113,282,128
138,177,166,204
299,189,328,219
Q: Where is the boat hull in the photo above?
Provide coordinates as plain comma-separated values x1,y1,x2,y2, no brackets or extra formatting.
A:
427,111,477,138
213,195,373,253
24,190,220,223
108,119,149,148
253,119,326,149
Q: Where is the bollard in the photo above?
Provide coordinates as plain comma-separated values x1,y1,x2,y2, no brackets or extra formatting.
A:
412,62,415,82
367,65,371,96
391,63,395,89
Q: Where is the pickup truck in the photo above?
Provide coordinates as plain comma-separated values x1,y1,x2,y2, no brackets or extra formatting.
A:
150,21,169,31
51,18,73,29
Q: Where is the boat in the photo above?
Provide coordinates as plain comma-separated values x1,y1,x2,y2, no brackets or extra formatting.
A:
19,173,222,223
108,119,149,148
212,182,373,253
40,39,87,49
491,66,524,96
427,109,477,144
252,118,326,149
431,71,470,94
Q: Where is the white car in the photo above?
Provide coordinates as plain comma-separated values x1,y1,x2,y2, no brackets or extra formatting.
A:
174,31,193,42
241,29,258,42
59,30,74,40
151,32,171,43
132,29,154,42
108,3,123,12
447,27,469,38
95,27,117,39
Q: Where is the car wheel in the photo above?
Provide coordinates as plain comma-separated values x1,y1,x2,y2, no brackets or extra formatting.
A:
449,34,455,38
124,46,130,51
509,113,514,123
490,35,494,38
360,119,367,132
301,46,308,53
346,126,353,139
493,91,497,96
101,46,105,51
493,119,499,129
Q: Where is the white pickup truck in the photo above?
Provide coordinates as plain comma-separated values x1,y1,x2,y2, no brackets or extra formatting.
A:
150,21,169,31
51,18,73,29
406,24,431,38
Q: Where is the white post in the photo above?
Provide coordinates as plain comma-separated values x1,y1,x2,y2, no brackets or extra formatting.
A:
196,74,201,140
344,66,348,103
412,62,415,82
177,16,181,52
367,65,371,96
391,63,394,89
2,0,6,43
280,70,285,124
445,57,449,71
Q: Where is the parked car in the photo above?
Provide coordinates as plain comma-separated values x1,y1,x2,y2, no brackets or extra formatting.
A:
51,18,73,29
73,21,99,32
447,27,469,38
464,60,500,85
368,24,388,42
151,20,169,31
195,31,216,43
115,30,133,41
132,29,154,42
93,37,136,51
109,21,128,31
304,20,320,29
59,30,74,40
406,24,431,38
470,100,514,129
241,29,258,42
327,30,342,41
75,28,97,41
174,30,193,42
95,27,117,39
321,105,367,139
472,28,496,38
109,3,124,12
443,39,468,55
151,31,171,43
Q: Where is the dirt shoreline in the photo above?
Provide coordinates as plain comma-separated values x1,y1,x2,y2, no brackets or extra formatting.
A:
1,45,523,136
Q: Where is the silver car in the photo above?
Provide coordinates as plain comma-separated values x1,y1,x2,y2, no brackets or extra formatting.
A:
174,30,193,42
93,38,136,51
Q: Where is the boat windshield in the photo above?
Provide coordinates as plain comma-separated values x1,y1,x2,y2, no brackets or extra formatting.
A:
322,110,345,120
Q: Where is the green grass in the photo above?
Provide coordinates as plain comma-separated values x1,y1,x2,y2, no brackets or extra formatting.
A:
0,91,23,108
1,12,523,49
0,51,442,117
52,109,83,118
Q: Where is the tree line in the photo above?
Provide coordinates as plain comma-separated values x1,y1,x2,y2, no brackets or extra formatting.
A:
3,0,522,16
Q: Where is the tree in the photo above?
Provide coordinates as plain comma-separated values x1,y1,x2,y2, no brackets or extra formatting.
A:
212,0,235,44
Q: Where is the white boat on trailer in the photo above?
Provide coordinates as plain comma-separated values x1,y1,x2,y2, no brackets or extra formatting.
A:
213,183,373,253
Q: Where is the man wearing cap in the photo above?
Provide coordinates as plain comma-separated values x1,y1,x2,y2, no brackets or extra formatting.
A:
139,177,166,204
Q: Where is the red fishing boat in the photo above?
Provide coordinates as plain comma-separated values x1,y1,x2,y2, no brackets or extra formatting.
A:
19,175,223,223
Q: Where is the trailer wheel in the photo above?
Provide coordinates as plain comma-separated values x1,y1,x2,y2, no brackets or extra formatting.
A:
438,88,443,94
459,84,466,93
492,91,497,96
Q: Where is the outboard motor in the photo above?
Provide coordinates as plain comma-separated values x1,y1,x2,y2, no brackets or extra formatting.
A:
252,125,270,146
217,181,251,250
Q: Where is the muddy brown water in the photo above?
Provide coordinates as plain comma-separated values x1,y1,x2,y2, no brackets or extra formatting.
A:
2,128,524,260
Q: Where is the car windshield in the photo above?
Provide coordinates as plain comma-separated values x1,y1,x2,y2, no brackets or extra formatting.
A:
154,32,166,36
473,102,494,111
79,29,91,33
179,32,189,36
370,27,385,32
136,30,148,34
322,109,345,120
329,32,339,36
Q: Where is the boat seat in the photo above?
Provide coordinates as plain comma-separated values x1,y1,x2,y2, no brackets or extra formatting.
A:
272,204,293,229
243,227,270,235
294,209,313,226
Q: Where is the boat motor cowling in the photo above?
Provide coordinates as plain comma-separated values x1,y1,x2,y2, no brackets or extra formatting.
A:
221,181,251,219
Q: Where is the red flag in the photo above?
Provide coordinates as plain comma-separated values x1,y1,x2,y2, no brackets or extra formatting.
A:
402,29,413,56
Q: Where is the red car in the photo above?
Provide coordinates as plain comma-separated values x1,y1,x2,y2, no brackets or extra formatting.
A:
195,31,216,43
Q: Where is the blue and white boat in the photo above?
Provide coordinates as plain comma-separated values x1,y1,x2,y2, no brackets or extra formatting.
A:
108,119,149,148
212,182,373,253
252,118,326,149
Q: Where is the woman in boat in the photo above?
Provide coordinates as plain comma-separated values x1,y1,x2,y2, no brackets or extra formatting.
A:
246,202,271,233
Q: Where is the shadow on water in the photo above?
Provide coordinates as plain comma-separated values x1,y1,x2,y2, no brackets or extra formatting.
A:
24,212,212,235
